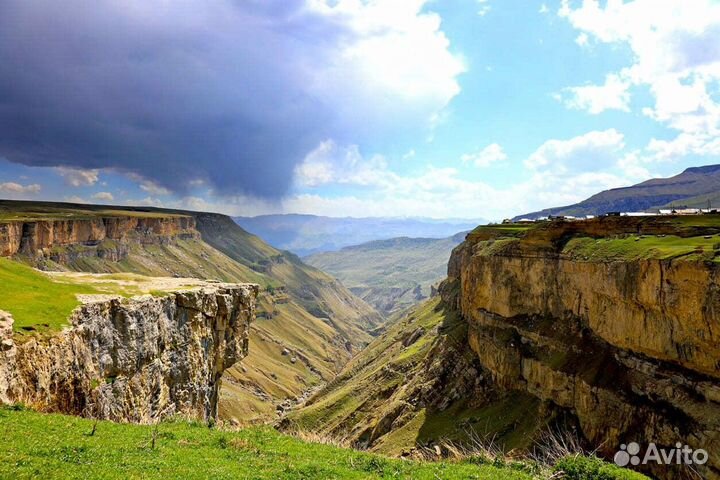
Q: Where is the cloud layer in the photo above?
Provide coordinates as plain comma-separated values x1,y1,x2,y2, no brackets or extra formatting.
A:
0,0,463,199
559,0,720,162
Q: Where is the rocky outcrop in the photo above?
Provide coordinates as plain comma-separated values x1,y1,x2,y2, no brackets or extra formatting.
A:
446,225,720,479
0,215,199,263
0,283,258,423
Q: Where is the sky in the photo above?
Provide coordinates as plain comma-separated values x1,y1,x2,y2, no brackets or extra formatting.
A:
0,0,719,221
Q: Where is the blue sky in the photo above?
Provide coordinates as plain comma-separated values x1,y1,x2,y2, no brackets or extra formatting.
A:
1,0,719,220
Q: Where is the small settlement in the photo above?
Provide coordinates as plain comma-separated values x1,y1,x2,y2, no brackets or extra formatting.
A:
505,207,720,224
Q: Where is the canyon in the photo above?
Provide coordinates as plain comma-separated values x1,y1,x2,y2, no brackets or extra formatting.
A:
0,201,380,426
1,201,718,479
292,216,720,480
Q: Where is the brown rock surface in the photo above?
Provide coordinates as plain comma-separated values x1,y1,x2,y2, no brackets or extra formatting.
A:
0,215,198,261
447,228,720,479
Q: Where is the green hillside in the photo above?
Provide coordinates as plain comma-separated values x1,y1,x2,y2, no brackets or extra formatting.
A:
0,258,99,332
305,232,466,317
288,298,550,455
0,407,647,480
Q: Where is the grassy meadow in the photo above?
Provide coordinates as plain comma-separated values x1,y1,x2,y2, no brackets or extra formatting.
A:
0,406,648,480
0,258,98,332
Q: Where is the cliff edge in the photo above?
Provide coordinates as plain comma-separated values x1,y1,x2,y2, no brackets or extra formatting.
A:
0,283,258,423
447,217,720,479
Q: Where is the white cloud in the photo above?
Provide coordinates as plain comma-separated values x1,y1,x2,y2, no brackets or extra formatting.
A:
477,0,491,16
562,72,631,114
139,181,171,196
461,143,508,167
575,32,589,47
402,149,416,160
55,167,100,187
0,182,41,194
125,173,172,196
307,0,466,129
294,140,392,188
287,133,640,220
525,129,626,173
539,4,549,14
91,191,114,201
63,196,87,204
559,0,720,160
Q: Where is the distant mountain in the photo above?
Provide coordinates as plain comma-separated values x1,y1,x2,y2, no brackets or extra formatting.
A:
305,232,467,318
233,214,482,256
515,164,720,220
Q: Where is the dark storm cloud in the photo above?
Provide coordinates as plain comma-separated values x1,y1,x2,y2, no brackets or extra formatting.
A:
0,0,352,198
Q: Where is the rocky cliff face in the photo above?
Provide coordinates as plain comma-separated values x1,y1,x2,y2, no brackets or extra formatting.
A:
0,283,258,423
447,224,720,479
0,215,199,264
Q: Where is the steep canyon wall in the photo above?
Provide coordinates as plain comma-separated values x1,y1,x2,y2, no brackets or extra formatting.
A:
447,226,720,479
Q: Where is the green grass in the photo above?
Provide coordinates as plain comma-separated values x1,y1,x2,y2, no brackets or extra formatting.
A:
554,456,649,480
0,199,189,221
0,406,537,480
0,258,99,332
563,234,720,261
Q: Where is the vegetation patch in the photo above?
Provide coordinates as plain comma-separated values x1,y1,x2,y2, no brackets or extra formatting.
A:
562,235,720,262
0,258,99,332
0,407,544,480
554,455,650,480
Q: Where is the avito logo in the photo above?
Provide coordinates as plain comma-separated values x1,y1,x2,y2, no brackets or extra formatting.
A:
614,442,708,467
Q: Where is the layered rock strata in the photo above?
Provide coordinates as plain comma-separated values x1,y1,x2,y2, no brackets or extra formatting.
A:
447,226,720,479
0,216,198,262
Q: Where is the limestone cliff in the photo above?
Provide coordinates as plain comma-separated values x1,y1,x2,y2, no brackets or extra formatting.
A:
447,219,720,479
0,215,198,264
0,283,258,423
292,217,719,479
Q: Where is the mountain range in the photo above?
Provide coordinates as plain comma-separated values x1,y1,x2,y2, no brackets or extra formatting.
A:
516,164,720,220
234,214,482,256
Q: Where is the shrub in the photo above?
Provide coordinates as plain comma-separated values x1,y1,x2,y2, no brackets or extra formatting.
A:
554,455,650,480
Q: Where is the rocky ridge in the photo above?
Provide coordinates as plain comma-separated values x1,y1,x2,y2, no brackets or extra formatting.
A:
0,283,258,423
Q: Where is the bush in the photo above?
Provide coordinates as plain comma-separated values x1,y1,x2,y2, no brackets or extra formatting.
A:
554,455,650,480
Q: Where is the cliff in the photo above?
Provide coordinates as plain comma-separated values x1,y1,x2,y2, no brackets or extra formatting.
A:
446,218,720,479
0,201,383,426
291,216,719,480
0,283,258,423
0,215,198,264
